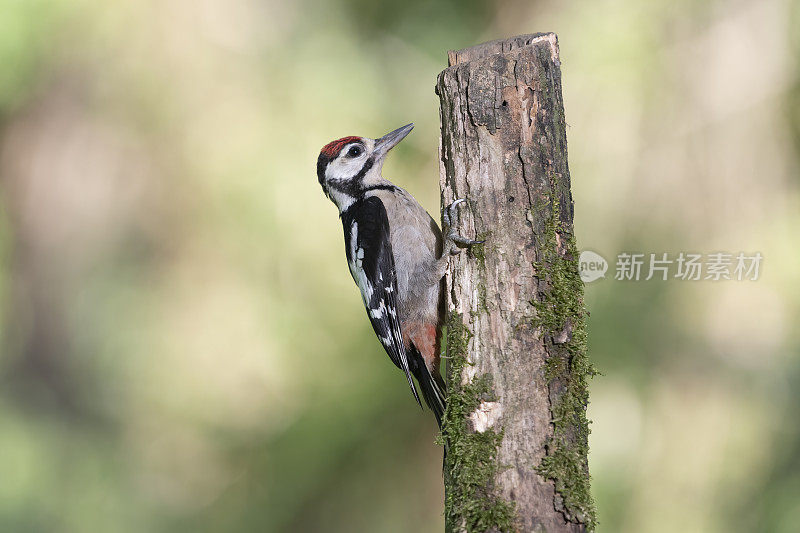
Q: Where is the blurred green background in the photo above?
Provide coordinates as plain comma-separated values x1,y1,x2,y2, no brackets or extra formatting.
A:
0,0,798,531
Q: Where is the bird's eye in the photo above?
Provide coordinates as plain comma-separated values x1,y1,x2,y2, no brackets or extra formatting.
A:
347,145,363,158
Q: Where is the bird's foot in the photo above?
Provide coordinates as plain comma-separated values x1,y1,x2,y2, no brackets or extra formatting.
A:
443,199,484,253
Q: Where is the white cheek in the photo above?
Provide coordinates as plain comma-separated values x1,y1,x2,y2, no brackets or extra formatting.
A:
327,157,365,182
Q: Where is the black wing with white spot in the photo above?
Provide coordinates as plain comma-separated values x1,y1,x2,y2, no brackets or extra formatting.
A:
341,196,421,406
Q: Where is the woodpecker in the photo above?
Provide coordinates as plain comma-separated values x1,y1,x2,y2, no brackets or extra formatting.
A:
316,123,481,428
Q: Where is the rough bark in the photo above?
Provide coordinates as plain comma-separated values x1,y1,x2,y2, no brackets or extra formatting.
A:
436,34,596,532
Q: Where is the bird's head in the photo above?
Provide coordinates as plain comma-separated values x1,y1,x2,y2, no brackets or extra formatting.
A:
316,123,414,209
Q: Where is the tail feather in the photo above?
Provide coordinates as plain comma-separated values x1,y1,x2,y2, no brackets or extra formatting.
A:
415,360,448,470
409,349,447,429
408,345,448,470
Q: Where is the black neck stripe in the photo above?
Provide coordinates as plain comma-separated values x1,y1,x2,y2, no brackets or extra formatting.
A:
363,184,397,192
353,156,374,181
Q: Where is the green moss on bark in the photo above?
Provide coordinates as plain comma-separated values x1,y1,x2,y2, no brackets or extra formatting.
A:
467,233,488,267
467,233,490,317
532,194,598,530
440,313,517,533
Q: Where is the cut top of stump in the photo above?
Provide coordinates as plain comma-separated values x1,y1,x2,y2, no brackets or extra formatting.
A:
447,32,560,67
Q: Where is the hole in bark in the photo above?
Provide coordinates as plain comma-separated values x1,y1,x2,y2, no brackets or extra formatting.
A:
501,100,508,107
508,196,515,203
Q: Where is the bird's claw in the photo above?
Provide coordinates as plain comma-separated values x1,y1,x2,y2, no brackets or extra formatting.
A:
442,199,461,228
443,198,484,251
450,234,485,246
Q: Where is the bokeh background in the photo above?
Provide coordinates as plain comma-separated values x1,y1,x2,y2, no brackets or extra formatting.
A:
0,0,798,531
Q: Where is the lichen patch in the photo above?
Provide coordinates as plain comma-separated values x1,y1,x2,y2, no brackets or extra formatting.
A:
469,401,503,433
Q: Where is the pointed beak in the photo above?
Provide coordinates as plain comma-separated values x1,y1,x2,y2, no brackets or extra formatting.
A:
374,123,414,158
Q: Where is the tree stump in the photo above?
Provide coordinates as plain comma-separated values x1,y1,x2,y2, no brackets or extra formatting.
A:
436,33,596,532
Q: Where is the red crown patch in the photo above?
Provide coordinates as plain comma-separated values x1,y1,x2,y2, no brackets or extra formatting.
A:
320,136,361,158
